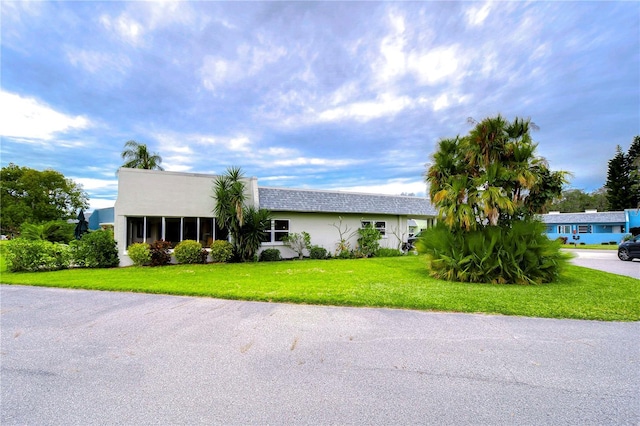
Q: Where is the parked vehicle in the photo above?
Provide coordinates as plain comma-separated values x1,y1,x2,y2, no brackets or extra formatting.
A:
617,235,640,261
407,231,424,249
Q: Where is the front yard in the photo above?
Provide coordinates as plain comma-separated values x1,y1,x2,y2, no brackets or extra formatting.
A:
1,255,637,321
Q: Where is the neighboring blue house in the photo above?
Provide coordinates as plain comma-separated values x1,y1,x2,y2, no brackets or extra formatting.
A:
542,209,640,244
87,207,115,231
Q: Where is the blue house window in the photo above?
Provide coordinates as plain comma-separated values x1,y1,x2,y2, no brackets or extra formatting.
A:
578,225,592,233
557,225,571,233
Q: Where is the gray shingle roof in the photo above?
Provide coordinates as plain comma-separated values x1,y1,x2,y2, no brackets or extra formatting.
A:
541,211,626,224
258,187,437,216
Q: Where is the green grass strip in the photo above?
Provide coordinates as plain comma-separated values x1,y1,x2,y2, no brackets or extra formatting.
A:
1,256,637,321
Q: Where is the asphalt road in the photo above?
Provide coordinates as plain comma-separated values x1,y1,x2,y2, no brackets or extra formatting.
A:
565,249,640,279
2,285,638,425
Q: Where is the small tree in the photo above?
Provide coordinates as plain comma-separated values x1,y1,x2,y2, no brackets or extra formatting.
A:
423,115,568,284
356,224,381,257
330,216,355,258
282,231,311,259
213,167,271,262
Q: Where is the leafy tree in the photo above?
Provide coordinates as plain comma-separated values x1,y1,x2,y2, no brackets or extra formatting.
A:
213,167,272,261
121,140,164,170
422,115,568,284
549,188,608,212
427,115,568,230
283,231,311,259
0,164,89,235
19,220,75,243
356,224,381,258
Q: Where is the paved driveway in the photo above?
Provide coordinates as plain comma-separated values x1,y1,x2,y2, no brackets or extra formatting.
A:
566,249,640,279
2,285,638,425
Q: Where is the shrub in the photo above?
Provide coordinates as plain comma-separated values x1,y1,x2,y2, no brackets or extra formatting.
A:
283,231,311,260
356,224,381,258
259,248,281,262
416,221,570,284
376,248,404,257
71,230,119,268
336,249,354,259
557,236,568,244
149,240,172,266
20,221,75,243
5,238,71,272
309,245,328,259
174,240,207,264
127,243,151,266
209,240,233,263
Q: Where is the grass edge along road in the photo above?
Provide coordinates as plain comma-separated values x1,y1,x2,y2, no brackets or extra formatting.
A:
1,256,637,321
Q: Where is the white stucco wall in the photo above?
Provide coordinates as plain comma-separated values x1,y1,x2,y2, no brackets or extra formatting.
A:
114,168,258,265
260,212,409,259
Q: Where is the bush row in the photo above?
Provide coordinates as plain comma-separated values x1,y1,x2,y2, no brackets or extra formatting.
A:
258,245,405,262
5,230,118,272
127,240,234,266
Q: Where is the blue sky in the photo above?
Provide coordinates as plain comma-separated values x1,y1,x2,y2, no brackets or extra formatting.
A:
1,1,638,211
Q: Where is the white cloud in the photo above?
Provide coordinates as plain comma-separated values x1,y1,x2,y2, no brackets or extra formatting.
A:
466,2,492,27
100,13,143,45
408,45,460,85
0,91,90,141
335,179,427,197
271,157,360,167
318,93,412,123
376,11,408,84
72,177,118,192
88,198,116,211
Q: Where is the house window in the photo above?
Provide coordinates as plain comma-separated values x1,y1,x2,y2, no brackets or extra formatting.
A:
127,217,144,245
578,225,592,234
126,216,216,248
361,220,386,236
264,219,289,243
557,225,571,234
165,218,181,246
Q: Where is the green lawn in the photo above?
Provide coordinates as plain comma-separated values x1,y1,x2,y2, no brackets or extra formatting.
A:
1,255,638,321
562,244,619,250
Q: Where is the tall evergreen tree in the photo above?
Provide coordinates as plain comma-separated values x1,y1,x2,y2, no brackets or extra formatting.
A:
605,141,637,210
627,136,640,207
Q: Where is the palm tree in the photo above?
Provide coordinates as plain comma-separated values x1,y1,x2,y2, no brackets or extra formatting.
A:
426,115,567,230
121,140,164,170
213,167,272,261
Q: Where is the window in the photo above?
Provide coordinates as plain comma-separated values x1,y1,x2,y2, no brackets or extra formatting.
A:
578,225,592,234
361,220,386,236
557,225,571,234
264,219,289,243
125,216,216,249
127,217,144,246
165,218,181,246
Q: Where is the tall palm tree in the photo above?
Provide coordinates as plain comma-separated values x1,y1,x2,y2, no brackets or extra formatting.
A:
426,116,567,231
121,140,164,170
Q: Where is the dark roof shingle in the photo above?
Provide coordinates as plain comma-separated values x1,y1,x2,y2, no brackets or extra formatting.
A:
541,211,626,224
258,187,437,216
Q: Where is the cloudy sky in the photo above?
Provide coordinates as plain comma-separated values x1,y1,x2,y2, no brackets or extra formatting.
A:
1,1,638,211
